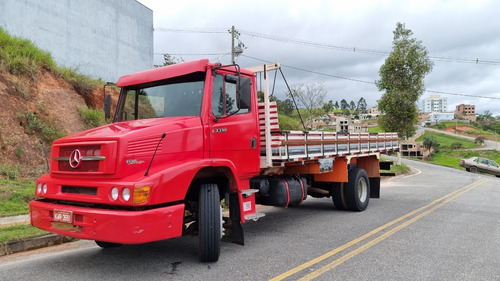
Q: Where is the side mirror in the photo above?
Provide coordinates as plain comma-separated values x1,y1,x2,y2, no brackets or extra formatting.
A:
104,94,111,120
237,77,251,110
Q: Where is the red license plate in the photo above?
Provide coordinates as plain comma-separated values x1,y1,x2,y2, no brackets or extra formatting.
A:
53,209,73,224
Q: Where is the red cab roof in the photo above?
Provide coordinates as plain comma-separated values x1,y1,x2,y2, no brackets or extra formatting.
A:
116,59,210,87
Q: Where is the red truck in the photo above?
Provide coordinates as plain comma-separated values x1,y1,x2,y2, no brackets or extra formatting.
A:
30,59,399,262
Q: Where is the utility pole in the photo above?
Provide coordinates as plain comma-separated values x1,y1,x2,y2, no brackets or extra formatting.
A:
231,25,235,64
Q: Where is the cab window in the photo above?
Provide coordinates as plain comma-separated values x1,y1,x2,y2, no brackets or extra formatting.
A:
211,74,250,117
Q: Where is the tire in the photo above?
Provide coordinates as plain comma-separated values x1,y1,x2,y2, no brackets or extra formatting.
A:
469,166,478,173
344,168,370,212
95,240,121,248
198,183,221,262
330,182,347,210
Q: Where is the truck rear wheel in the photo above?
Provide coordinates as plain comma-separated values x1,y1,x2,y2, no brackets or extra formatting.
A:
198,183,221,262
344,168,370,212
330,182,347,210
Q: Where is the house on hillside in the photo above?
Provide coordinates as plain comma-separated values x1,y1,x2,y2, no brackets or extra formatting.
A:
336,117,367,133
455,104,476,122
400,141,429,159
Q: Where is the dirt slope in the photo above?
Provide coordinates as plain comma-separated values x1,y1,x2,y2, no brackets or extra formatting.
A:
0,69,117,176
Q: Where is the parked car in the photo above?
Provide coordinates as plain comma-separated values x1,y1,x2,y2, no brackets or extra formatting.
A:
459,157,500,177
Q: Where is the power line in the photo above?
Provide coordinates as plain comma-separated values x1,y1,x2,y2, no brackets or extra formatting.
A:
242,54,500,100
154,52,228,56
154,28,227,34
154,27,500,65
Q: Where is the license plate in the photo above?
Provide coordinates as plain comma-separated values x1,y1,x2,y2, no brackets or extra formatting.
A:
54,209,73,224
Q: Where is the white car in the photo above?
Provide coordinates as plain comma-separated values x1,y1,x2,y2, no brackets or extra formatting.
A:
459,157,500,177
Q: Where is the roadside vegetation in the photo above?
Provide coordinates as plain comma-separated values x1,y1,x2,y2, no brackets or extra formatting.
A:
0,27,101,94
416,132,477,149
0,178,36,217
0,225,48,243
77,105,106,128
0,27,110,245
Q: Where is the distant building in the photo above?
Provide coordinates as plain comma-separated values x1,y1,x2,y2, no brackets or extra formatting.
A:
429,112,455,123
0,0,153,82
421,95,448,113
367,106,380,116
400,141,429,159
336,117,367,133
455,104,476,121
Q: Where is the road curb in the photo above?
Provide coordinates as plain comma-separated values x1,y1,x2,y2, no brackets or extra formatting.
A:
0,234,75,256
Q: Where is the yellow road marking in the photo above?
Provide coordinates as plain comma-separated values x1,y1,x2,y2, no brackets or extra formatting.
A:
270,178,489,281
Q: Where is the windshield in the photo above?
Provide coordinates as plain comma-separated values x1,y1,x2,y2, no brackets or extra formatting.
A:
115,72,205,121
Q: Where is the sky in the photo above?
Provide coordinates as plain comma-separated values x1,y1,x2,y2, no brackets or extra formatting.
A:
137,0,500,116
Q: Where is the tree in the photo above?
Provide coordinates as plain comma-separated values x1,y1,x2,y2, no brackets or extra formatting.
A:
340,99,350,116
376,22,433,139
323,100,334,114
277,98,295,116
289,82,327,128
334,101,340,110
483,110,493,121
154,54,184,67
423,136,439,159
349,100,356,110
357,97,367,113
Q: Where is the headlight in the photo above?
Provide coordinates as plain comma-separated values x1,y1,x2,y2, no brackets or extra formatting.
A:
42,183,48,194
37,183,42,194
122,188,131,202
111,187,119,201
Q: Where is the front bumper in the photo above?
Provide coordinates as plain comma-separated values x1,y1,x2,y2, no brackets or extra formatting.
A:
30,200,185,244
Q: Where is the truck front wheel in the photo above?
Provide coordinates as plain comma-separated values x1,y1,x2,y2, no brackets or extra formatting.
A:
198,183,221,262
344,168,370,212
95,241,121,248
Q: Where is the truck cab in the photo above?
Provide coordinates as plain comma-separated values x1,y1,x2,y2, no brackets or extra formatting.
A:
30,59,260,261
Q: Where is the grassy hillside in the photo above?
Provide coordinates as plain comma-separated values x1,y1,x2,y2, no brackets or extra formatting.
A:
0,27,116,179
416,132,477,149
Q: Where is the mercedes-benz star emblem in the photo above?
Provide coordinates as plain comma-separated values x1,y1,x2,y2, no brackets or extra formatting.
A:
69,149,82,168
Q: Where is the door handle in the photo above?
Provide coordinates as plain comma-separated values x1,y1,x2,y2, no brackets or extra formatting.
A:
251,138,257,149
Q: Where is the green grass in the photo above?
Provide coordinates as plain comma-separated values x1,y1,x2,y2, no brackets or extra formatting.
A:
0,26,101,96
18,111,66,143
77,105,106,128
0,179,37,217
432,122,493,136
55,66,102,95
368,126,385,133
0,225,48,243
0,163,22,180
389,162,410,174
416,132,477,149
428,149,500,170
0,27,56,78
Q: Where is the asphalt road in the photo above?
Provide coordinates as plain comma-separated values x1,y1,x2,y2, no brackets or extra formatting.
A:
1,160,499,280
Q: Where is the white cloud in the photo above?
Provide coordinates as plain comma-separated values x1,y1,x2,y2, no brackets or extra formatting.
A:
139,0,500,115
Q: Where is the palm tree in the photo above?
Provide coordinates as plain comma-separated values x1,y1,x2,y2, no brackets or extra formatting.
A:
423,136,439,159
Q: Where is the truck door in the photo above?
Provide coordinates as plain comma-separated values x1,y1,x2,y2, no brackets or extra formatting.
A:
209,73,259,176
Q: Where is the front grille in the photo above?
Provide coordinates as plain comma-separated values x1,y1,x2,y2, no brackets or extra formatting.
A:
56,145,102,172
61,186,97,195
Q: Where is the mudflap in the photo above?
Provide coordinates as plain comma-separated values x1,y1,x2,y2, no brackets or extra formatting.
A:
222,193,244,246
370,177,380,198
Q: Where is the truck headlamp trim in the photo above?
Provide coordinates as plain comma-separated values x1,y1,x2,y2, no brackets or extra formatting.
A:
133,186,150,205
